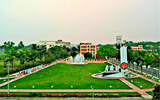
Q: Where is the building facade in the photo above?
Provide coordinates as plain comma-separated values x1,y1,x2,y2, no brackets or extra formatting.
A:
80,43,98,58
131,45,143,51
37,40,71,49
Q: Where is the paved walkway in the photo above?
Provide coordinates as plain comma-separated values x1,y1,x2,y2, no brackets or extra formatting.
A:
119,78,148,95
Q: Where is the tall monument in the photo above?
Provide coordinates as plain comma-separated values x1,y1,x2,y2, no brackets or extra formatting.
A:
120,45,128,73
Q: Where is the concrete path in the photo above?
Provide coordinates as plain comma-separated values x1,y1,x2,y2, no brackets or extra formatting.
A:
119,78,152,99
119,78,148,95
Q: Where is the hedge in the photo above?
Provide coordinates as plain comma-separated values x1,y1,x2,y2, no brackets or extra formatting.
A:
0,93,141,97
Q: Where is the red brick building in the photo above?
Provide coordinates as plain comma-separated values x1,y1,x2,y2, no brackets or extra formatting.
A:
80,43,105,59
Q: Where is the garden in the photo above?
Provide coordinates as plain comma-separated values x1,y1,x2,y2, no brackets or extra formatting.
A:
0,63,131,89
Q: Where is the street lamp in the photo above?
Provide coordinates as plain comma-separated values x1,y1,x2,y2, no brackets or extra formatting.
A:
7,61,10,95
91,85,94,98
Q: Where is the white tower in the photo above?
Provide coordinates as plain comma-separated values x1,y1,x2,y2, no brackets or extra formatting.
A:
116,36,122,47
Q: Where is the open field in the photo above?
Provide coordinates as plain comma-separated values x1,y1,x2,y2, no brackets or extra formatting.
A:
0,78,14,84
0,92,139,95
0,63,131,89
126,77,155,89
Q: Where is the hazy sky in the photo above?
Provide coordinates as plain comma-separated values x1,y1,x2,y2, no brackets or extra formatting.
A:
0,0,159,45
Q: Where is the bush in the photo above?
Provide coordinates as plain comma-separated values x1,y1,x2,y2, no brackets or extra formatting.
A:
0,93,141,97
153,84,160,100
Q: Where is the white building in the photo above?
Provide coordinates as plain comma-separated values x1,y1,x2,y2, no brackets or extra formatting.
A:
37,40,71,49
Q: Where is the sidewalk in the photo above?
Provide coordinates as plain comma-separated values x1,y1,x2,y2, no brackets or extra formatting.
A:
119,78,152,99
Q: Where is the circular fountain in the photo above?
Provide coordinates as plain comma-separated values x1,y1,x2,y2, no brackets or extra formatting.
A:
68,54,87,65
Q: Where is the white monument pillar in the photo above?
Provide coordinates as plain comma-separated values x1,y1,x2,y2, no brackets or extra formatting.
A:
120,46,128,73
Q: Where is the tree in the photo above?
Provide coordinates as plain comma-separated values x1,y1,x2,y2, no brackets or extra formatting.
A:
0,41,15,54
84,52,92,58
138,50,146,73
97,45,117,59
37,45,47,62
70,51,77,61
18,41,24,49
71,47,78,52
152,84,160,100
16,49,25,73
0,41,18,73
77,45,80,51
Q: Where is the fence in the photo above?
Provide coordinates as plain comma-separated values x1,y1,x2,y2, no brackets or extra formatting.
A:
129,64,160,78
109,59,160,78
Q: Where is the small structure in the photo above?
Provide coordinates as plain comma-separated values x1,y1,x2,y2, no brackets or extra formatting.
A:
27,68,32,73
38,64,43,68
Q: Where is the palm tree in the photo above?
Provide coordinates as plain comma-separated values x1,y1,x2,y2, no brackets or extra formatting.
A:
8,47,18,74
0,41,16,72
127,49,134,69
134,51,140,71
138,50,146,74
37,45,47,62
16,49,26,73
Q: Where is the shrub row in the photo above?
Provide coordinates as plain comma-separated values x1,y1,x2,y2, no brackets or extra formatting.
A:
0,93,141,97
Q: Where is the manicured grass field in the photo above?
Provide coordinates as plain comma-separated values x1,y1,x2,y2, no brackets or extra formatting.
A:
0,63,131,89
147,92,153,95
0,92,139,95
0,78,14,84
126,77,155,89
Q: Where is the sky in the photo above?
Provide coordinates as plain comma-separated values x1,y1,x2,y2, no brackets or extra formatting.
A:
0,0,159,45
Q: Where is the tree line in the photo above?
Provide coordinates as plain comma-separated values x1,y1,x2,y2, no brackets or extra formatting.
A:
97,44,160,73
0,41,80,76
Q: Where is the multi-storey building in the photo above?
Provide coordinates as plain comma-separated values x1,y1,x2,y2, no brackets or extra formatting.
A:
37,40,71,49
80,43,105,59
131,45,143,51
80,43,98,58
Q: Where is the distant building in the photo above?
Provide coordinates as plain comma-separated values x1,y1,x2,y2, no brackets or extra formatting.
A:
116,36,122,45
37,40,71,49
71,44,78,48
123,40,126,44
131,45,143,51
80,43,105,59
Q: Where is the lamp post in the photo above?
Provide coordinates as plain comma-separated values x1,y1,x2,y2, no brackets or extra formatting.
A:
91,85,94,99
7,61,10,94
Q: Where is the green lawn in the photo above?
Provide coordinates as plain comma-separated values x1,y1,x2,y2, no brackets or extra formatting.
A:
0,92,139,95
126,77,155,89
0,63,130,89
147,92,153,95
0,78,14,84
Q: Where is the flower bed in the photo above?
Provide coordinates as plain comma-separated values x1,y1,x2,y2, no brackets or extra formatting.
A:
0,93,141,97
